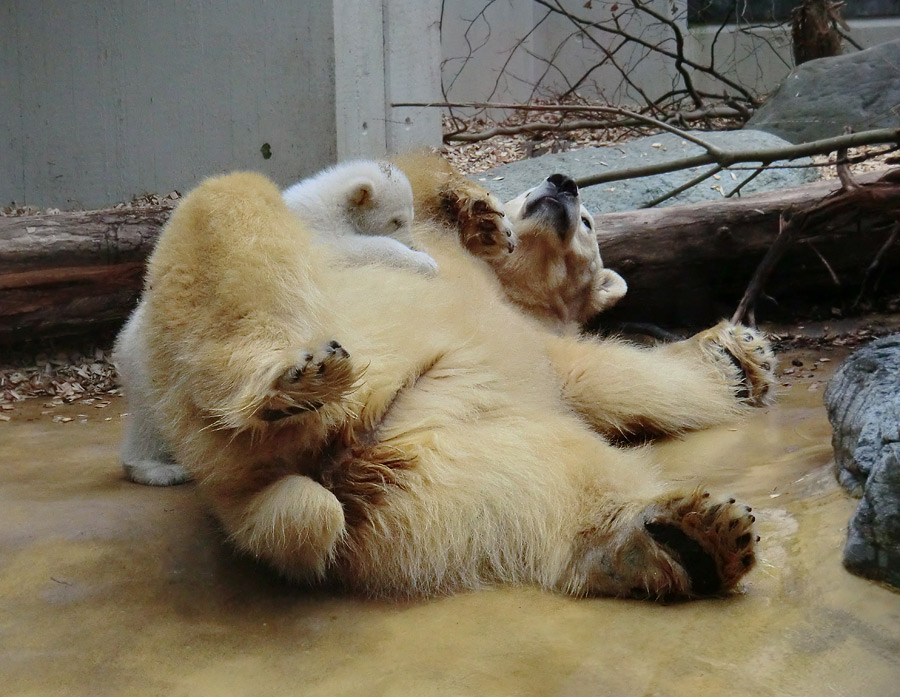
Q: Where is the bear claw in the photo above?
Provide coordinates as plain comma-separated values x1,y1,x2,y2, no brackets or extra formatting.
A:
264,340,358,421
644,490,757,597
696,322,777,407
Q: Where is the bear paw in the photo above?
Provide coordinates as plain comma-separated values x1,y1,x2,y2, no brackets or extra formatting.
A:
123,460,192,486
260,341,358,421
696,321,776,406
644,490,757,597
455,197,518,259
407,249,440,277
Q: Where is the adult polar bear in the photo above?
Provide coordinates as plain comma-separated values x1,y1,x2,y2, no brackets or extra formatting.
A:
142,171,774,600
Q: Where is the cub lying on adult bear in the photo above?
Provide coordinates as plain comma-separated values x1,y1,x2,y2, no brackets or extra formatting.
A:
142,171,775,599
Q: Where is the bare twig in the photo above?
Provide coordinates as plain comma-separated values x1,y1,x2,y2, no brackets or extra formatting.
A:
530,0,758,104
726,163,770,198
806,241,842,286
629,0,703,108
854,221,900,307
575,128,900,189
396,100,743,121
443,118,643,142
641,165,724,208
732,213,798,326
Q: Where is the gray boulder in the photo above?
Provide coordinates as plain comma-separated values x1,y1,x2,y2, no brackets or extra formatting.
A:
478,129,819,215
824,334,900,589
747,39,900,144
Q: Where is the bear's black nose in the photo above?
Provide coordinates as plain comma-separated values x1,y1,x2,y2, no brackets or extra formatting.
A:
547,173,578,196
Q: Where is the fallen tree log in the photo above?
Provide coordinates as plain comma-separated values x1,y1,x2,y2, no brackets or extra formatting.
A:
0,171,898,343
0,206,170,343
593,169,900,328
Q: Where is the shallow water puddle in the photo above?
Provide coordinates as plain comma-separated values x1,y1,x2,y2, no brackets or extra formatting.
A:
1,348,898,696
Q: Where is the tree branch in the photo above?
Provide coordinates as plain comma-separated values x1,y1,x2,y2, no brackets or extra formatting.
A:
575,128,900,188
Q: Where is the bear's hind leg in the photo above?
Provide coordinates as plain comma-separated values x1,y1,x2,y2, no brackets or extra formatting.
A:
642,490,756,597
564,490,756,600
259,340,358,422
225,475,346,581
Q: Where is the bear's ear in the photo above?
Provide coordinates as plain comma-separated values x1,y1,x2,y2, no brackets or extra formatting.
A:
347,179,375,208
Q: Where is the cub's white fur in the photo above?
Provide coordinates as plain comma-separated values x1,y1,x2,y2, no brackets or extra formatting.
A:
114,301,185,486
115,159,432,486
282,159,436,276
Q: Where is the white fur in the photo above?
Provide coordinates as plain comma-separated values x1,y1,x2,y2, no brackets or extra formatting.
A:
114,303,190,485
136,172,771,598
115,159,433,486
282,160,437,276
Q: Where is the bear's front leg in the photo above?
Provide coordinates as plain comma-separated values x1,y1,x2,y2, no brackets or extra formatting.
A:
259,340,358,422
547,322,776,441
679,321,776,407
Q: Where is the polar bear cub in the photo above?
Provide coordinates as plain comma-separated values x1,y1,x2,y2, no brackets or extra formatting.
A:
115,160,434,486
283,160,437,275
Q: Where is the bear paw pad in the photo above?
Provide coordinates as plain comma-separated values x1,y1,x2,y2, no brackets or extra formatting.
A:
698,322,777,406
644,490,757,597
261,341,357,421
457,198,517,258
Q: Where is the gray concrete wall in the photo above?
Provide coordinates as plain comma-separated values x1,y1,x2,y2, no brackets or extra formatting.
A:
440,1,900,110
2,0,442,209
687,18,900,96
382,0,443,153
6,1,894,209
440,0,692,110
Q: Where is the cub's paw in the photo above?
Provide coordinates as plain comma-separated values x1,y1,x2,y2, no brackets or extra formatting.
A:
644,490,757,597
261,341,358,421
123,460,192,486
695,321,776,406
407,250,439,277
590,268,628,314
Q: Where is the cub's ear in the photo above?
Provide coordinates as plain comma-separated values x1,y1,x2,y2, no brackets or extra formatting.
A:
346,179,375,208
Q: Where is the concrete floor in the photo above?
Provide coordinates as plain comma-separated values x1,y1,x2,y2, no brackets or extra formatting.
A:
1,347,899,697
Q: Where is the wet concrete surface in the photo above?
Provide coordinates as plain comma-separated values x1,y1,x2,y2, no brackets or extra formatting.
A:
1,347,899,696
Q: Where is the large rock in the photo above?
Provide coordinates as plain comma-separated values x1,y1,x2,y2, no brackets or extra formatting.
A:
478,130,819,215
747,39,900,144
824,334,900,589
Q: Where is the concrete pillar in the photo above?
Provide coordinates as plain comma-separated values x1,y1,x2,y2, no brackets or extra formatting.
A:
333,0,388,160
381,0,444,153
333,0,443,160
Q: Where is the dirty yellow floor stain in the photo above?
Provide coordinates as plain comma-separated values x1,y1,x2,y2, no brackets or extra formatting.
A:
1,348,898,697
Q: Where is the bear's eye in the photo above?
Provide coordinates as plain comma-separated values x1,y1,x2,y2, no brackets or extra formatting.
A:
391,217,405,230
580,215,592,229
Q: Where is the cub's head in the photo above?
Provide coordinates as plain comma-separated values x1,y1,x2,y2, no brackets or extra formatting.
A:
344,162,415,244
282,160,415,243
